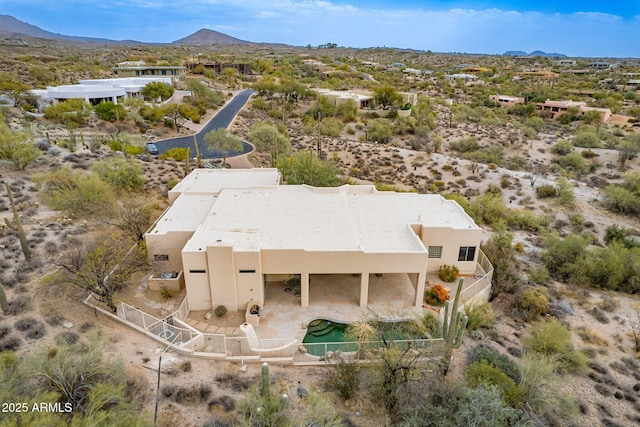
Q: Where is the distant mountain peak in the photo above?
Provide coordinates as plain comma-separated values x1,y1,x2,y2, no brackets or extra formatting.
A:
172,28,250,45
504,50,567,58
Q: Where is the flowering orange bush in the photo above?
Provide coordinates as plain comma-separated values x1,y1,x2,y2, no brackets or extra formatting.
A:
424,284,451,306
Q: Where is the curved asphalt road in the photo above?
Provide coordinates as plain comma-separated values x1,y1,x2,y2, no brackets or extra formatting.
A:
154,89,255,159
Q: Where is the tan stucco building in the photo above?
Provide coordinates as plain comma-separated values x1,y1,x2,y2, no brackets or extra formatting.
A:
145,169,483,315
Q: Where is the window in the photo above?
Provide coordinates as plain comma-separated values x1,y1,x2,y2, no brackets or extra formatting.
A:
458,246,476,262
153,254,169,261
189,269,206,274
428,246,442,259
239,269,256,274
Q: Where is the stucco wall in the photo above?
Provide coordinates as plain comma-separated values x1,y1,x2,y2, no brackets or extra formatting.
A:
421,227,483,274
146,230,194,272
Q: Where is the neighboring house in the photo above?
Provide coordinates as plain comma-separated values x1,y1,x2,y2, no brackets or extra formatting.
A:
312,88,418,110
113,61,186,84
535,100,612,122
189,62,252,75
589,61,619,71
445,73,478,82
555,59,577,67
30,77,173,109
489,95,525,107
144,169,485,314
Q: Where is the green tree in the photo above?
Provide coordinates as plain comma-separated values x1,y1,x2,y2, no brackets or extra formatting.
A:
95,101,126,121
373,85,402,110
39,168,116,218
618,133,640,167
252,77,278,98
248,122,291,167
204,128,243,166
162,103,199,132
92,158,146,191
0,116,40,170
51,233,149,312
140,81,174,101
0,78,31,107
542,234,588,282
159,147,191,161
367,118,393,144
277,151,341,186
44,99,91,126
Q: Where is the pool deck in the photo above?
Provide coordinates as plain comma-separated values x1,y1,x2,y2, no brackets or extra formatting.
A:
185,272,441,343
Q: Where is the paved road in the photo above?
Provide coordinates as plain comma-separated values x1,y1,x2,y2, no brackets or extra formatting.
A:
154,89,255,159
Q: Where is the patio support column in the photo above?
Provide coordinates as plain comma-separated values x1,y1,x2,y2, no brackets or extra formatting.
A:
300,273,309,307
359,273,369,307
414,271,426,307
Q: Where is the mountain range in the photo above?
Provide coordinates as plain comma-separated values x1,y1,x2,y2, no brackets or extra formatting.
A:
0,14,251,46
504,50,567,57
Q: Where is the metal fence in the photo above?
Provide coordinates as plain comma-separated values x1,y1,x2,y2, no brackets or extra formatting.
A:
459,249,494,304
299,338,446,360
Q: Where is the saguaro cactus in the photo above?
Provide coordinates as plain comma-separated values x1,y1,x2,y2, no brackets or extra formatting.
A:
0,281,9,314
261,362,271,402
442,278,468,348
4,183,31,262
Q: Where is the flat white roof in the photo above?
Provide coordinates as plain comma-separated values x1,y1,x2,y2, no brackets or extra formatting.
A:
184,185,479,253
169,169,281,201
148,193,217,235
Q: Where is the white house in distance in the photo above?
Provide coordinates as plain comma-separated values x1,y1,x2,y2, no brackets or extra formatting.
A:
145,169,485,315
31,77,173,109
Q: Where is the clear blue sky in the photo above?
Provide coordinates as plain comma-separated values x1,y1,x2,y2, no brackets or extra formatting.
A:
2,0,639,57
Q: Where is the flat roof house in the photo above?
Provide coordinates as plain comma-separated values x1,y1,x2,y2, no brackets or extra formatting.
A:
113,61,187,85
145,169,484,315
535,100,612,122
490,95,525,107
30,77,174,109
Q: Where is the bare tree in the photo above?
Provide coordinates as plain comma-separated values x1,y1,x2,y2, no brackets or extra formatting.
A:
52,234,149,312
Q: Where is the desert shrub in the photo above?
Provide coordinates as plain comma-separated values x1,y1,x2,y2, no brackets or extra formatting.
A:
468,345,520,383
160,287,175,300
92,158,145,192
466,303,497,330
542,234,589,283
398,381,524,427
324,357,361,400
603,184,640,215
214,305,227,317
582,149,598,158
161,384,176,397
55,331,80,346
536,184,557,198
573,131,602,148
527,266,550,285
238,385,290,427
449,137,478,153
517,353,580,423
38,168,116,217
481,229,521,299
424,284,450,306
438,265,459,283
181,361,192,372
517,286,549,321
421,311,440,336
159,147,191,162
553,151,589,176
521,319,588,373
173,384,212,405
208,395,236,412
550,140,573,155
466,360,523,406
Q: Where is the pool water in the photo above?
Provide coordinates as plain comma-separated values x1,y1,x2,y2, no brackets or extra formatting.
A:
303,319,348,344
302,318,426,357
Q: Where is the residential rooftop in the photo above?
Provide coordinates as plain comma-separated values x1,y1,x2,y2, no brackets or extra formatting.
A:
184,185,479,253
